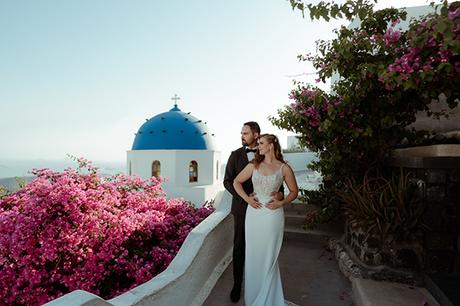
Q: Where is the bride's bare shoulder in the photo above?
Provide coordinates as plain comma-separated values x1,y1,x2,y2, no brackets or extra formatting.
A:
275,160,286,168
280,162,293,173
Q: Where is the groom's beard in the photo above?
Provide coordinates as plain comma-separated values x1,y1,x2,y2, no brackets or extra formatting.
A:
242,139,256,147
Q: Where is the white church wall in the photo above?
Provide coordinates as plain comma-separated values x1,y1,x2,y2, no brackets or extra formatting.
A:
205,184,224,204
213,151,222,183
169,185,224,206
175,150,218,187
126,150,177,183
127,150,223,206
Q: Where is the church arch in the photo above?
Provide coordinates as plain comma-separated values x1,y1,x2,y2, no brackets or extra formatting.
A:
189,160,198,182
152,160,161,178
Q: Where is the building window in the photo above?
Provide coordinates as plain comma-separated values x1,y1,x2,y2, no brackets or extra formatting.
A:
189,160,198,182
216,160,219,180
129,161,132,175
152,160,161,178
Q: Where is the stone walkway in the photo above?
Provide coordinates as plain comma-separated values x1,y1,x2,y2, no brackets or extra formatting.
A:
203,233,354,306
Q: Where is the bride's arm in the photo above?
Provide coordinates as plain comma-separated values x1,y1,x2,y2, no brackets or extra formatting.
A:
283,165,299,204
233,163,262,209
266,164,298,210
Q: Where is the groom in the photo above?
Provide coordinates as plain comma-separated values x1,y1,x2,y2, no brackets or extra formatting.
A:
224,121,283,303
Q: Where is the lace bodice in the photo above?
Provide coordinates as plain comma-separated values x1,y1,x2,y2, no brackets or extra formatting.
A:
252,165,284,204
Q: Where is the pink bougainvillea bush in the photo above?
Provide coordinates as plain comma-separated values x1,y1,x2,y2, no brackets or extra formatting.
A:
0,158,214,306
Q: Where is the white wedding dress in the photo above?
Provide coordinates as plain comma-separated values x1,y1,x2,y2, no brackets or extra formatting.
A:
244,165,287,306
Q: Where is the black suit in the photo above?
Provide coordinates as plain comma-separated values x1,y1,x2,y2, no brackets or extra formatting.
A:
223,147,252,287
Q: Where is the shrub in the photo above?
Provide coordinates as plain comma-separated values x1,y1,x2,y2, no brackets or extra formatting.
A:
336,169,428,268
337,170,427,244
0,158,214,305
270,0,459,223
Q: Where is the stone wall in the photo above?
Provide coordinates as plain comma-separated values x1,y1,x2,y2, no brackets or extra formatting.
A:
338,147,460,286
344,223,424,271
407,167,460,275
344,226,383,267
389,149,460,277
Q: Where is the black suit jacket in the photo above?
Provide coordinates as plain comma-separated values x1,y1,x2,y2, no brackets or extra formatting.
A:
224,147,253,216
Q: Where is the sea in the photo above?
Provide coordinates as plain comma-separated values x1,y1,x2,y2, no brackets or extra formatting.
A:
0,160,126,192
0,159,321,193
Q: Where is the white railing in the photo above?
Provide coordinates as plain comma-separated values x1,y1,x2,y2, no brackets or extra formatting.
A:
44,190,234,306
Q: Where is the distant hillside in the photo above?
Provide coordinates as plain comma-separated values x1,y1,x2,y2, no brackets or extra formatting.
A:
0,176,35,193
0,160,125,179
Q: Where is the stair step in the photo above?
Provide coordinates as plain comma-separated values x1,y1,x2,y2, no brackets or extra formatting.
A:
284,225,333,243
284,212,307,228
284,217,345,241
284,224,337,236
283,201,310,214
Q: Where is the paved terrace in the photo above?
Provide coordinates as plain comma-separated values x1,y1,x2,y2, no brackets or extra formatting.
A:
202,201,441,306
203,217,354,306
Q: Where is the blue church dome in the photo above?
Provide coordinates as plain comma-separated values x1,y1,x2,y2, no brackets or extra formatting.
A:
131,104,216,150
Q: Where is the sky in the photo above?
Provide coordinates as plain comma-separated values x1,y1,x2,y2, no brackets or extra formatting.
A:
0,0,432,166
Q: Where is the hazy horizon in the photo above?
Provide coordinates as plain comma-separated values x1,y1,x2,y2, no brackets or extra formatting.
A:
0,158,126,179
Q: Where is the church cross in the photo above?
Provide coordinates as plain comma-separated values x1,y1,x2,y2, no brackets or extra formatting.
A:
171,94,181,107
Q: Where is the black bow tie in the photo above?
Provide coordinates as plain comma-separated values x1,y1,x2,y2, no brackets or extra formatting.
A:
245,148,257,153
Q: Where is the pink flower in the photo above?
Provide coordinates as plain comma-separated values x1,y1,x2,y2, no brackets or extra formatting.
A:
0,162,214,305
383,28,401,47
448,7,460,20
426,36,436,48
301,88,316,99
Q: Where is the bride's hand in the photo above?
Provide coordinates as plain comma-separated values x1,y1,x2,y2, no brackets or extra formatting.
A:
247,194,262,209
265,198,283,210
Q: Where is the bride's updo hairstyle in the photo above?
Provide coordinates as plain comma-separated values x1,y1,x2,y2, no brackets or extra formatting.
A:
253,134,285,168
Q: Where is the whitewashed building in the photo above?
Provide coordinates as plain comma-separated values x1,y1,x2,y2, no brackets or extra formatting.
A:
127,101,223,206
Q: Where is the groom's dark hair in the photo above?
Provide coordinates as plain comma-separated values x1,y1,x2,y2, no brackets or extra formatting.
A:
243,121,260,135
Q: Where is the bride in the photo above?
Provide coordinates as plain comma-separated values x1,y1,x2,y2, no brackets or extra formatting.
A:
233,133,299,306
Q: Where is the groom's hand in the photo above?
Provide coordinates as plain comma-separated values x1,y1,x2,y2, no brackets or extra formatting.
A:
249,192,260,203
248,194,262,209
266,198,283,210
